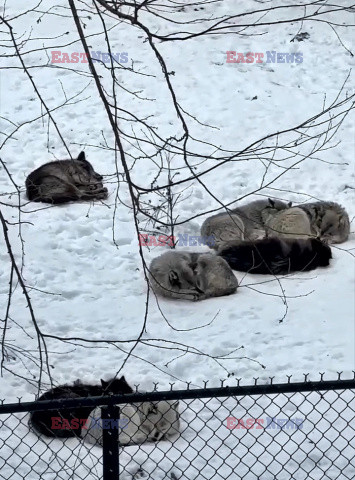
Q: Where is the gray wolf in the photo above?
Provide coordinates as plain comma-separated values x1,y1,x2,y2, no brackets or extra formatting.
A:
201,198,291,249
298,201,350,244
149,251,238,301
25,151,108,203
29,376,132,437
81,400,180,446
218,237,332,274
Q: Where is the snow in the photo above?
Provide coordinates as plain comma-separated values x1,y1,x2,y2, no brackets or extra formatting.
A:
0,1,354,479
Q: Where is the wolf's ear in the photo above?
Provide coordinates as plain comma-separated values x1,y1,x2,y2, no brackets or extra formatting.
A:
268,198,275,207
169,270,180,287
287,201,293,208
77,151,86,162
120,375,126,383
100,379,108,388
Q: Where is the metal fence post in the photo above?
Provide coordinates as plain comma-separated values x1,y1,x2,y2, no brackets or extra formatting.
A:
102,404,120,480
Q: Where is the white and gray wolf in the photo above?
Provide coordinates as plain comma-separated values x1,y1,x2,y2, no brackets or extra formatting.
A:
149,251,238,301
29,376,133,438
218,237,332,275
297,201,350,244
81,400,180,446
200,198,292,249
25,151,108,203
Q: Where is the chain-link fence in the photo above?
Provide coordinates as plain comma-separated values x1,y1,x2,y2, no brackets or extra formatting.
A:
0,376,354,479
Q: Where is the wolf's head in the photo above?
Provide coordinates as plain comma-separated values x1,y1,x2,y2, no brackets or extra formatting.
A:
76,151,103,181
100,376,133,395
150,252,203,299
319,210,350,244
261,198,292,225
138,400,180,441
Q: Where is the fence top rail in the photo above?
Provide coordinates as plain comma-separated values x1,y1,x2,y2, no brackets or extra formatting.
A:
0,378,354,415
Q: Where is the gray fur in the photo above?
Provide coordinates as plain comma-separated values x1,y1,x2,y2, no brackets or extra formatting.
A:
201,213,245,246
25,152,108,204
81,400,180,446
297,201,350,244
234,198,291,238
264,207,312,239
201,198,291,249
149,251,238,301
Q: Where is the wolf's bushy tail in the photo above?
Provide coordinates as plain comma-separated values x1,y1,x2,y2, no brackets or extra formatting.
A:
218,238,331,274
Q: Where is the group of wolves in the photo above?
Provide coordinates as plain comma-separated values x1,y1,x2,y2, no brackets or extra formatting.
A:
24,154,350,450
26,154,180,449
29,376,180,446
201,198,349,247
25,154,351,302
149,198,350,300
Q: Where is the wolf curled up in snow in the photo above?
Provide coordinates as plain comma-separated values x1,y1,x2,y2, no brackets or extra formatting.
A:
297,201,350,244
81,400,180,446
29,376,133,437
25,151,108,204
263,202,350,244
149,251,238,301
218,237,332,275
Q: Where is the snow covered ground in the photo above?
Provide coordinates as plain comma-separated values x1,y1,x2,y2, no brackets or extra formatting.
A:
0,1,354,479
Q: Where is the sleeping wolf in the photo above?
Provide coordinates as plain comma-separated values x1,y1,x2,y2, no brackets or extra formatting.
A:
25,151,108,203
218,237,332,275
81,400,180,446
29,376,133,437
149,251,238,301
201,198,291,249
297,201,350,244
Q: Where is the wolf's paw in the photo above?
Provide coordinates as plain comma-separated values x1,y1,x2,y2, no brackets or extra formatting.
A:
193,293,206,301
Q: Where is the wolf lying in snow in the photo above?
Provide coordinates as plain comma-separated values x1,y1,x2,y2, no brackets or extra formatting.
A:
200,198,292,249
263,202,350,244
298,201,350,244
25,151,108,203
81,400,180,446
29,376,133,437
149,251,238,301
218,237,332,275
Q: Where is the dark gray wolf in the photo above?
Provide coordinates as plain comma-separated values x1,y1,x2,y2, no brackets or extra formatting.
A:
29,376,132,437
149,251,238,301
201,198,292,249
218,237,332,274
25,151,108,203
297,201,350,244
